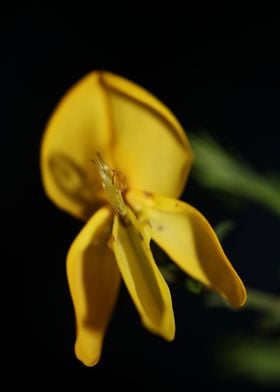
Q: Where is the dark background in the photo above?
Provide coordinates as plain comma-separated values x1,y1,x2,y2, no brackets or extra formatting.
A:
6,5,280,390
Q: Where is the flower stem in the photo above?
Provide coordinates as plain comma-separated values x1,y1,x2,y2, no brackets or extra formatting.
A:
190,133,280,217
244,288,280,316
206,287,280,317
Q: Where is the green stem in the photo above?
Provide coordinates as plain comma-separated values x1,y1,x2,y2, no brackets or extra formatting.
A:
251,181,280,217
189,133,280,217
245,288,280,316
206,287,280,317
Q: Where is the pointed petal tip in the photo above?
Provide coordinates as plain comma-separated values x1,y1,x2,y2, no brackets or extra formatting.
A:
165,328,176,342
141,310,175,342
156,321,175,342
227,281,247,308
75,340,101,367
163,315,176,342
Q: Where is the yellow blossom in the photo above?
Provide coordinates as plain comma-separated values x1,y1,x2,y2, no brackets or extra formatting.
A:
40,71,246,366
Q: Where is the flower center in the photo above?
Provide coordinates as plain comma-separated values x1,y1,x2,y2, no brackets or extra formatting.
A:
93,152,127,216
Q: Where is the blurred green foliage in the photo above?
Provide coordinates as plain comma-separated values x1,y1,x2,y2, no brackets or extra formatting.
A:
218,338,280,386
189,132,280,216
213,220,235,242
185,278,202,294
189,132,280,386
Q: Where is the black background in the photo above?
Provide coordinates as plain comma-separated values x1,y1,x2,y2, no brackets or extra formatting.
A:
6,5,280,390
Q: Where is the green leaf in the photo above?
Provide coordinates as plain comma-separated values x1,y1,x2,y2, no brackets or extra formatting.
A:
214,220,235,241
159,263,179,283
185,278,202,294
190,132,280,217
205,287,280,317
218,337,280,386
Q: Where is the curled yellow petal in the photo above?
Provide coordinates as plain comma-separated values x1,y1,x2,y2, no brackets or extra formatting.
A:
127,191,247,308
41,73,112,220
41,72,193,221
112,207,175,340
67,207,120,366
102,72,193,197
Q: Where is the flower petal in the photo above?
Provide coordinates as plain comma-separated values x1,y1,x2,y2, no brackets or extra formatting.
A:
41,73,113,220
112,207,175,340
127,191,247,307
67,207,120,366
101,72,193,198
41,72,193,219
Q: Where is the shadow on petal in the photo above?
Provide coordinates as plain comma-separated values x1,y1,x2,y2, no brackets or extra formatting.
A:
48,153,106,219
80,240,120,330
67,207,120,366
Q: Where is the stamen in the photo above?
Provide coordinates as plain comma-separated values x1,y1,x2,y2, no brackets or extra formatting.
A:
92,153,127,216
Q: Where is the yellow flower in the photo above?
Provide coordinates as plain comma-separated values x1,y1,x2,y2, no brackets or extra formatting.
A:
40,71,246,366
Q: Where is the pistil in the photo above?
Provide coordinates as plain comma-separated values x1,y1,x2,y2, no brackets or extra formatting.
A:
93,153,127,216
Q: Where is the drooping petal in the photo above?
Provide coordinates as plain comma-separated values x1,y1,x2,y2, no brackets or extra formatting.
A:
112,207,175,340
127,191,247,307
41,73,113,220
101,72,193,198
67,207,120,366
